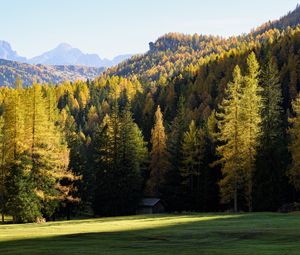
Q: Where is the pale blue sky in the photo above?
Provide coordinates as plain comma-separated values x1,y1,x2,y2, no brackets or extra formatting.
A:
0,0,299,59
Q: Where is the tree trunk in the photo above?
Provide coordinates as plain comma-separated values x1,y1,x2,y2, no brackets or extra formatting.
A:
234,187,238,213
67,204,70,220
1,202,4,223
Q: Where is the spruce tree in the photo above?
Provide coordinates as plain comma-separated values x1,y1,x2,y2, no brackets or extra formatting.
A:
164,96,188,210
91,114,112,215
254,57,288,211
92,105,147,216
180,120,206,210
118,106,147,213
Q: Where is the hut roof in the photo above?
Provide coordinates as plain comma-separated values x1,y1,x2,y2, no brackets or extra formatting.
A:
139,198,161,207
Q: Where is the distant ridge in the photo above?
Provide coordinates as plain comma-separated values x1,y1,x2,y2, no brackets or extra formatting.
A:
0,41,132,68
0,58,104,86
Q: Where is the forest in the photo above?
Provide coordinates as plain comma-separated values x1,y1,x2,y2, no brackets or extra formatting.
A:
2,7,300,224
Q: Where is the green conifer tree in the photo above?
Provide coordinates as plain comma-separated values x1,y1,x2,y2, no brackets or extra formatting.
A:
164,96,188,210
180,120,206,210
92,104,147,215
254,57,289,211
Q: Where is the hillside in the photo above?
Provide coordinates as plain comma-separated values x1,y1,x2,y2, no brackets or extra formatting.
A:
106,33,245,83
0,59,104,86
252,4,300,35
2,2,300,227
106,6,300,84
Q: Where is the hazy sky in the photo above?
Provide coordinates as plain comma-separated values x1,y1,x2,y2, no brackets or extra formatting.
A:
0,0,299,59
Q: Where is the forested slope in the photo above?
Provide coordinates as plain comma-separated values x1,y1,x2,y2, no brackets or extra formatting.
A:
0,59,104,86
2,6,300,223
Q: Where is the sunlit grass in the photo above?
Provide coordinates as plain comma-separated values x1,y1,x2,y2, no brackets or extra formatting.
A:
0,213,299,255
0,214,237,242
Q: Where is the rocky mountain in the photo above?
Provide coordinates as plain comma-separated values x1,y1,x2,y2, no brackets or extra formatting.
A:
0,59,104,86
0,40,27,62
0,41,132,67
28,43,132,67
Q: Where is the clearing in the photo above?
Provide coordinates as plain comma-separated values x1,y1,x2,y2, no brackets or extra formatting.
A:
0,213,299,255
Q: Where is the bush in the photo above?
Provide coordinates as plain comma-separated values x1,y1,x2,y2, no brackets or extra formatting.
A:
278,202,300,213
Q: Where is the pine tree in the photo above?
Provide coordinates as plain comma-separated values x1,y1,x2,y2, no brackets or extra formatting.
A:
240,52,263,212
146,105,170,197
216,65,244,212
254,57,289,211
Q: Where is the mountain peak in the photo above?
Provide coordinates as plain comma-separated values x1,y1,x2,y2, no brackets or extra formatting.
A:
0,40,26,62
0,40,12,49
0,40,133,68
55,42,73,50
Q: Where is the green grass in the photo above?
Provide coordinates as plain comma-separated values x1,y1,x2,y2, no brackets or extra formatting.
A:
0,213,300,254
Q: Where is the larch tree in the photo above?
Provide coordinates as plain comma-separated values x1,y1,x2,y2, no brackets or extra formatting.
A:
3,88,40,223
216,65,244,212
146,105,170,197
240,52,263,212
44,85,59,125
288,93,300,191
24,84,76,219
0,117,6,223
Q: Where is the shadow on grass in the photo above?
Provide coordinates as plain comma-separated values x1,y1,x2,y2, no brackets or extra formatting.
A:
0,213,299,255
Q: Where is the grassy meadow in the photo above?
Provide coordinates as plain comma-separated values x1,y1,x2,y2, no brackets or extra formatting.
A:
0,213,300,254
